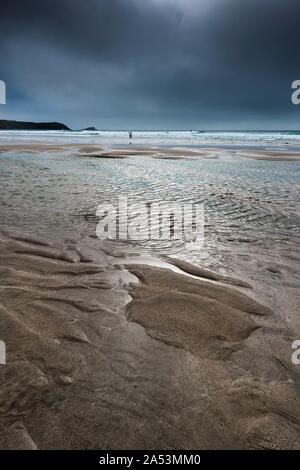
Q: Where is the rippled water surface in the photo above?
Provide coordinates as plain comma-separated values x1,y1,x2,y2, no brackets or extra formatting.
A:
1,134,299,266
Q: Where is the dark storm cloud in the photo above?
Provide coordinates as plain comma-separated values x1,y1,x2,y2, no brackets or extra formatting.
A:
1,0,299,128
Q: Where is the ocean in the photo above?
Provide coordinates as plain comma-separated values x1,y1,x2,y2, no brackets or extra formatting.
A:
2,129,300,147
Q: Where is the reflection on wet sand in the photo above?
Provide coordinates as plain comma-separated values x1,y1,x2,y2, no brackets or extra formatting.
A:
0,228,299,449
0,139,299,449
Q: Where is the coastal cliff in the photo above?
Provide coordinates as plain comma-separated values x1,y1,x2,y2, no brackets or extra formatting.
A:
0,120,70,131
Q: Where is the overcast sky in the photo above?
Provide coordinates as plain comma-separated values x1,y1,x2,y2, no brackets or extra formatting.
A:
1,0,300,129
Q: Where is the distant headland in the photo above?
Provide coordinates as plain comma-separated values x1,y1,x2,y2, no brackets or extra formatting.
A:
0,120,97,131
0,120,70,130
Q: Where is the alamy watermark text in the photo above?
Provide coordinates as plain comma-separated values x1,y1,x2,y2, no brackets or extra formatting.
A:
96,196,204,244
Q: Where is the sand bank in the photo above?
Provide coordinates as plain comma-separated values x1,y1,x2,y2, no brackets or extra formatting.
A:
1,140,300,161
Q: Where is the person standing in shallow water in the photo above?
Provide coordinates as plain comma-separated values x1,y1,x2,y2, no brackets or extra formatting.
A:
129,131,133,139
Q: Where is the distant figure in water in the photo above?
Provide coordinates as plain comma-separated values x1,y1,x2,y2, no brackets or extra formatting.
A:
129,131,133,139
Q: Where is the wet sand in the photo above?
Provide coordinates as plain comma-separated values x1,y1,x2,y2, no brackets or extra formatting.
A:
0,228,299,449
236,149,300,161
2,140,300,161
0,140,300,449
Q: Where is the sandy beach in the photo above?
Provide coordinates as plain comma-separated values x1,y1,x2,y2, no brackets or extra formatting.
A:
0,138,299,449
2,0,300,458
0,226,299,449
